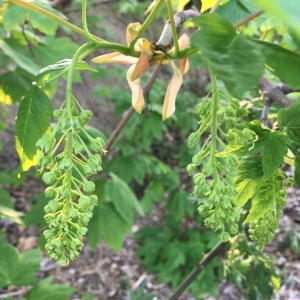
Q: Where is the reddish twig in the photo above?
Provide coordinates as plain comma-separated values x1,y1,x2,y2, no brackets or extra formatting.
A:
234,10,264,28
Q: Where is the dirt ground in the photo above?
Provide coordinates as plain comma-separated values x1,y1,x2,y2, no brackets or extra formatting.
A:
1,3,300,300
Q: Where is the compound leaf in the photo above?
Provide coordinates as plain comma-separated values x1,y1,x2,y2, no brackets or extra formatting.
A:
15,86,53,172
87,203,132,252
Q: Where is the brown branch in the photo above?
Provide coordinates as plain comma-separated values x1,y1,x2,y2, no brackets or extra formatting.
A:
167,241,227,300
258,76,297,125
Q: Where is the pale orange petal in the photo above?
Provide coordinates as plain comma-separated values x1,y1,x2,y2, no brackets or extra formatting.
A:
178,33,190,50
92,52,138,64
180,58,189,75
130,51,148,81
127,65,145,114
126,23,142,45
162,60,183,121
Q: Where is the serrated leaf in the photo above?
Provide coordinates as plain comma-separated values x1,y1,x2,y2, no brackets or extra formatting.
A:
262,131,289,181
0,243,41,288
2,4,27,31
141,180,164,214
277,102,300,144
191,14,300,96
87,203,132,251
234,156,264,208
23,194,48,230
15,86,53,172
243,174,277,224
166,190,194,220
37,59,97,82
105,173,143,224
191,14,264,97
24,276,76,300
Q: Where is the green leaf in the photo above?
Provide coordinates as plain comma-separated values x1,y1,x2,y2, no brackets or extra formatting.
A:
0,41,39,76
15,86,53,172
37,59,97,81
32,37,79,66
262,131,289,181
191,14,264,97
105,173,144,224
2,4,27,31
217,0,252,25
82,293,95,300
24,276,76,300
141,180,164,214
251,0,300,47
0,68,35,105
166,190,194,220
0,206,23,225
234,156,264,208
191,14,300,96
0,188,13,208
277,102,300,144
23,194,48,230
294,156,300,188
87,203,132,252
0,172,15,186
0,243,41,288
243,174,277,224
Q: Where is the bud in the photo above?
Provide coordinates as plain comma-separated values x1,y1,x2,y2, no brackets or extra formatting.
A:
36,134,55,153
74,144,85,155
59,158,72,171
83,181,96,193
218,231,230,242
48,200,58,212
83,164,94,176
187,131,200,148
186,163,197,175
90,137,105,152
45,186,57,198
53,109,63,120
38,155,53,168
192,152,203,166
61,117,72,130
57,255,69,266
81,110,93,122
69,207,79,218
70,190,79,200
90,154,102,167
79,195,90,206
42,172,55,184
43,229,53,239
90,194,98,205
77,226,88,235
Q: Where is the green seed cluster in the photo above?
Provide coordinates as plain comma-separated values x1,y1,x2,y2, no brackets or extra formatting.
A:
187,91,256,242
36,99,106,266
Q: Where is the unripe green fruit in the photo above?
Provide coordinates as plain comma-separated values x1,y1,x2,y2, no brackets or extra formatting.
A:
186,163,197,175
83,181,96,193
192,152,203,166
81,110,93,121
38,155,53,168
187,132,200,148
45,186,56,198
42,172,55,184
90,137,105,152
59,158,72,171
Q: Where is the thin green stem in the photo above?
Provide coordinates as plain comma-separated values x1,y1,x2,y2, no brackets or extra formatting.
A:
37,67,69,85
167,0,179,56
208,66,220,181
82,0,97,43
129,0,165,49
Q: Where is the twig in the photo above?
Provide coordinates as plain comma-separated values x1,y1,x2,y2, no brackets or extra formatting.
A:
156,10,200,47
209,0,222,13
258,76,294,108
261,95,272,127
234,10,264,28
167,241,227,300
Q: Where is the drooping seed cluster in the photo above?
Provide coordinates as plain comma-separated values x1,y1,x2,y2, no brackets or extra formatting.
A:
186,91,256,242
36,99,106,266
